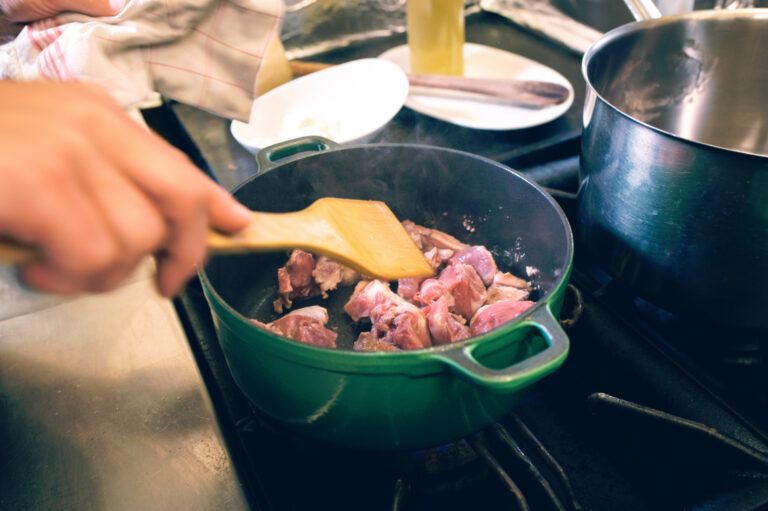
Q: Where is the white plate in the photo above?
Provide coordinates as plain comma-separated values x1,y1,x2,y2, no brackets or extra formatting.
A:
231,58,409,153
378,43,574,130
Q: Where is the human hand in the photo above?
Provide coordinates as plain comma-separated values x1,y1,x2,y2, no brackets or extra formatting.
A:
0,0,124,22
0,80,252,297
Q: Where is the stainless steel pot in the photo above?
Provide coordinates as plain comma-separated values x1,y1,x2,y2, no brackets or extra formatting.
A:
578,7,768,329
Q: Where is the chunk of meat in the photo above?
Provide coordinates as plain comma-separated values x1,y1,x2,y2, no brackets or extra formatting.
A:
397,277,422,302
423,246,456,271
395,249,453,306
273,250,320,313
425,228,469,252
469,300,535,336
486,271,532,304
274,250,362,313
345,280,431,350
312,255,361,296
402,220,469,252
252,306,338,348
422,295,470,345
401,220,431,250
413,278,449,305
493,271,531,290
411,279,469,345
284,304,329,322
437,260,487,320
345,280,384,321
450,246,498,286
379,305,431,350
353,332,401,352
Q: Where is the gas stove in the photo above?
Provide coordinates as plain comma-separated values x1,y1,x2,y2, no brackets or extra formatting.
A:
141,10,768,506
150,103,767,508
172,195,767,510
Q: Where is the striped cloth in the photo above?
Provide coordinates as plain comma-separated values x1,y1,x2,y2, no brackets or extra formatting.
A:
0,0,285,121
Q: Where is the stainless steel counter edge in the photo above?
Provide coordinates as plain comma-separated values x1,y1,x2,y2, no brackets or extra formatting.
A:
0,261,250,511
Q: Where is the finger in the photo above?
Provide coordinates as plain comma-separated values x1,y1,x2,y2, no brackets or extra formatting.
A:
206,181,253,233
0,0,123,21
153,195,208,297
21,258,135,294
77,147,169,282
21,263,91,294
62,0,126,17
10,164,121,291
155,181,252,297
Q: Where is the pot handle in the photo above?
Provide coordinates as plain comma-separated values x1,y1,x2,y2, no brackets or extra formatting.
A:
433,305,569,392
254,136,339,173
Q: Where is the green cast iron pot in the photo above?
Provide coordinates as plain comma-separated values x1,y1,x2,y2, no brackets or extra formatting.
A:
200,138,574,451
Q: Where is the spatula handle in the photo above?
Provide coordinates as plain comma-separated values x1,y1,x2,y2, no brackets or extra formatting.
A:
206,210,335,254
0,239,39,264
0,213,325,264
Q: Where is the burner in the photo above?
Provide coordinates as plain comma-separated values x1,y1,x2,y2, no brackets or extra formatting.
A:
402,440,479,475
632,295,766,366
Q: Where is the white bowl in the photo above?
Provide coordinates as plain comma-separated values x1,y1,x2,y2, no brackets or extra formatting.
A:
231,58,409,153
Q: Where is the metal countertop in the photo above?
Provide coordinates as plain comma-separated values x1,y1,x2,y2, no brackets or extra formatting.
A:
0,262,249,511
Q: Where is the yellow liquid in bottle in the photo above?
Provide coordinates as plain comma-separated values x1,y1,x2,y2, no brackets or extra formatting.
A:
406,0,465,76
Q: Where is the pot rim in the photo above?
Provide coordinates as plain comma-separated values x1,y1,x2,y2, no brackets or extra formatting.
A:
199,142,574,373
581,8,768,160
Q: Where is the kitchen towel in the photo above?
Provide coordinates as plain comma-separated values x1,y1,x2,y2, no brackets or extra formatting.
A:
0,0,285,121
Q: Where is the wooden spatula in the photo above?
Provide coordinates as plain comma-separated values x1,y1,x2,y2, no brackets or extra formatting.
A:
0,198,435,281
207,198,434,280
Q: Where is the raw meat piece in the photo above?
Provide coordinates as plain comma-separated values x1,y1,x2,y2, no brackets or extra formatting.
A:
273,249,320,313
493,271,531,289
450,246,498,286
422,295,470,345
402,220,468,252
486,271,532,304
381,306,431,350
396,249,453,304
437,260,488,320
413,278,450,305
312,255,361,296
345,280,431,350
425,228,468,252
401,220,431,250
423,246,455,270
395,226,464,304
274,250,361,313
412,279,469,344
252,306,338,348
469,300,535,336
353,332,401,352
397,277,422,302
